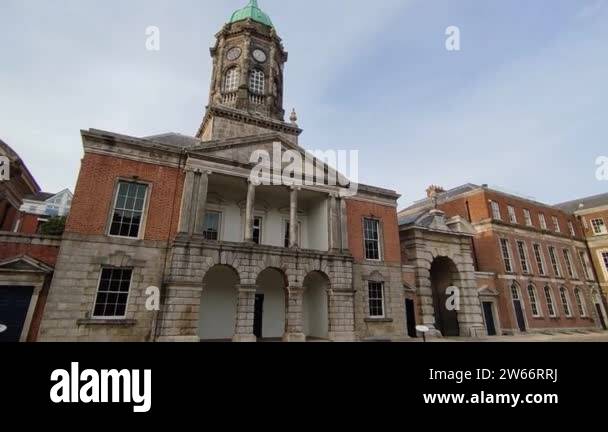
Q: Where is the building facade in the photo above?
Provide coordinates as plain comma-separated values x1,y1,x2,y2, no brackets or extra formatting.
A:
400,184,608,336
557,193,608,329
37,1,410,342
0,139,62,342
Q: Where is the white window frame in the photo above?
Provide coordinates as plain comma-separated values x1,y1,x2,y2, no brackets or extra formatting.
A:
591,218,607,235
562,248,577,279
527,284,541,317
544,286,557,317
490,201,502,220
516,240,531,274
552,216,561,233
539,213,548,230
249,69,265,95
548,246,562,278
252,216,263,245
507,206,517,224
559,287,572,317
363,218,382,261
203,210,222,241
533,243,547,276
523,209,533,227
600,250,608,279
368,281,386,318
91,267,133,320
223,68,240,92
500,238,514,273
107,180,150,240
578,250,593,281
568,221,576,238
574,288,587,318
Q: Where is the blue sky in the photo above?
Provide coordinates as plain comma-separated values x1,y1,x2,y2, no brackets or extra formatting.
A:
1,0,607,208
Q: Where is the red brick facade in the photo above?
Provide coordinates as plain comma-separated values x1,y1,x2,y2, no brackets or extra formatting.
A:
345,198,401,264
66,152,184,241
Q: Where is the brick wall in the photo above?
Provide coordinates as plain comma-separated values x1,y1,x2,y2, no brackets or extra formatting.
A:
66,152,184,241
0,233,60,266
345,198,400,264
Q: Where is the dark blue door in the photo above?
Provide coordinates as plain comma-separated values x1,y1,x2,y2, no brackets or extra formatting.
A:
0,286,34,342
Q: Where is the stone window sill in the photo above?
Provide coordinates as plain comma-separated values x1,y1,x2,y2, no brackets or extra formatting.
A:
365,318,393,323
77,319,137,327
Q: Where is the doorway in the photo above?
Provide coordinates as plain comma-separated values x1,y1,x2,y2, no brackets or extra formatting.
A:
482,302,497,336
0,286,34,342
430,257,460,336
253,294,264,338
405,298,417,337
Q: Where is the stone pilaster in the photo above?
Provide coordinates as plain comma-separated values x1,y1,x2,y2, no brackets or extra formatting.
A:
283,285,306,342
156,284,202,342
328,290,357,341
244,181,256,243
328,194,340,252
178,169,195,234
233,284,257,342
193,171,210,235
289,187,299,248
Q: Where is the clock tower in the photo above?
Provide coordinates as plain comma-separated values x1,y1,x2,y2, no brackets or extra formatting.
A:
196,0,302,143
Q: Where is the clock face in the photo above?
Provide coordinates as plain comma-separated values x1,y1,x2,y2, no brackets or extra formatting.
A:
226,47,242,61
252,49,267,63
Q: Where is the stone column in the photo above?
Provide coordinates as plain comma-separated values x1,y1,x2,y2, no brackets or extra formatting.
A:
283,285,306,342
244,181,256,243
328,194,340,252
290,187,299,248
178,168,195,234
194,171,210,236
233,285,257,342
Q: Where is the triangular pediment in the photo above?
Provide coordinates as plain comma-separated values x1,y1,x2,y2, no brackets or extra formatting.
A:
188,134,353,193
0,255,53,273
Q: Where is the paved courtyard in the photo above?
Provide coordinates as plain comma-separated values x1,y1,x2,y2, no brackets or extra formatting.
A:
411,330,608,343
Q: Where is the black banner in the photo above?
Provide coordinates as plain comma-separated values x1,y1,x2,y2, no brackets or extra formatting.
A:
1,342,606,420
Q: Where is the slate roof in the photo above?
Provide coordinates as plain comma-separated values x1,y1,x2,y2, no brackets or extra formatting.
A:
555,192,608,213
143,133,202,149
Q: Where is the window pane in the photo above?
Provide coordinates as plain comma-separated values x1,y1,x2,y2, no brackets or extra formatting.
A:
110,182,147,238
93,268,132,318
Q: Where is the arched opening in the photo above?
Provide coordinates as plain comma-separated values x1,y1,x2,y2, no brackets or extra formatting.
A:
303,271,330,340
429,256,460,336
199,265,239,341
223,67,239,92
255,268,287,340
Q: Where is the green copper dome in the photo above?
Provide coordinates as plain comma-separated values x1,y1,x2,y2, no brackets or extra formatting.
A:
229,0,273,27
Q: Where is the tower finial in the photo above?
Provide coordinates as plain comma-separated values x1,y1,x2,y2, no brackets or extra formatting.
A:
290,108,298,125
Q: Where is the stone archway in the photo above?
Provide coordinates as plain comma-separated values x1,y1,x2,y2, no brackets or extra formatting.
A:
199,265,240,341
256,267,288,340
303,271,330,340
430,256,460,337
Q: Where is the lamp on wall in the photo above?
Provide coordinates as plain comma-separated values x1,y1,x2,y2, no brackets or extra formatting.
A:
0,323,7,334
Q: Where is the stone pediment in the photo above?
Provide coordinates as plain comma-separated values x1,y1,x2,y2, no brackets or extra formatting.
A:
188,134,352,192
478,285,499,297
0,255,53,273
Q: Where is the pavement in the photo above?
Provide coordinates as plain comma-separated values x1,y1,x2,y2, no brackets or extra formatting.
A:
402,330,608,343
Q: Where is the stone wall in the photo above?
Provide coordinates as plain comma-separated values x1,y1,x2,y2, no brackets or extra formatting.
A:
37,233,168,342
353,261,406,340
157,238,355,342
